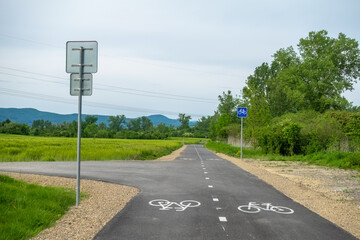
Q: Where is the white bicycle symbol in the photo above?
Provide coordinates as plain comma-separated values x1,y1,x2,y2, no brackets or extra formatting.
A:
238,109,247,114
149,199,201,212
238,202,294,214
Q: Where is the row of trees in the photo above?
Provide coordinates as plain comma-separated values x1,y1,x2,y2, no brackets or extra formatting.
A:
2,30,359,157
0,113,211,139
208,30,360,156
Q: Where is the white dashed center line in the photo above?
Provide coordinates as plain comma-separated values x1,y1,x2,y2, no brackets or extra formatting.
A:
194,147,229,228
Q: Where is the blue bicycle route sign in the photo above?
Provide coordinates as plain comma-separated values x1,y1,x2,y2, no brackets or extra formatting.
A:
237,107,248,118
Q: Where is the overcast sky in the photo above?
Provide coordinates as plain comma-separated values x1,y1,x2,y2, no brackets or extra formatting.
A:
0,0,359,120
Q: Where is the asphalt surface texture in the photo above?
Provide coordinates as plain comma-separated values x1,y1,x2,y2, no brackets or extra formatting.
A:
0,145,357,240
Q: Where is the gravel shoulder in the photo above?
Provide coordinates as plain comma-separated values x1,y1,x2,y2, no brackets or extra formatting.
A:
216,153,360,239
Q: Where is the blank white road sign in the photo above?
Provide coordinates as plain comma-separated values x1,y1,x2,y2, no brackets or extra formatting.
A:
70,73,93,96
66,41,98,73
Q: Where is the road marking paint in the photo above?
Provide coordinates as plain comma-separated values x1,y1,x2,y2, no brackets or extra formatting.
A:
149,199,201,211
213,198,219,202
221,225,226,231
202,168,206,170
238,202,294,214
208,185,213,188
204,172,208,174
205,177,209,180
219,217,227,222
216,207,222,210
194,147,204,161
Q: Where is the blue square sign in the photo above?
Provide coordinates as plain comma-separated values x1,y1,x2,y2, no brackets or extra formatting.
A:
237,107,248,118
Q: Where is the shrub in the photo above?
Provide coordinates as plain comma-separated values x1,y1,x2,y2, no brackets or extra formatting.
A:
255,111,355,156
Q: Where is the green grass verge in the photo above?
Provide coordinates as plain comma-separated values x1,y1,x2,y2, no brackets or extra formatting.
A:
0,134,206,162
167,137,209,145
0,175,76,240
205,141,360,171
205,141,264,159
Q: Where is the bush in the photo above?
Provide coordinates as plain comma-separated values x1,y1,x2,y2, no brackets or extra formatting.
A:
257,119,303,155
256,111,347,156
301,114,344,153
1,122,30,135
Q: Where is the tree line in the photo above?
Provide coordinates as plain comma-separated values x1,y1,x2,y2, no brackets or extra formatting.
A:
0,113,211,139
207,30,360,156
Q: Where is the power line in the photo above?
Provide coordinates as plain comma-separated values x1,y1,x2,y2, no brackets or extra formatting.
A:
0,66,66,80
0,33,62,49
0,66,218,103
0,71,65,85
0,87,205,117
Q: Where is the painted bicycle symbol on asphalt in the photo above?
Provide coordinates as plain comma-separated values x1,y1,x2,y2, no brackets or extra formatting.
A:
149,199,201,212
238,202,294,214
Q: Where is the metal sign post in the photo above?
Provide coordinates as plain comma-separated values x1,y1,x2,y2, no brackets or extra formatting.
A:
66,41,98,206
237,107,248,160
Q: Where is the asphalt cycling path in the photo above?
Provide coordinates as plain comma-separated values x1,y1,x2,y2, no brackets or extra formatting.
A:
0,145,356,240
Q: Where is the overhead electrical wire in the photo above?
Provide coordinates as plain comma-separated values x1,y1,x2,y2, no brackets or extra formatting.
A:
0,33,228,116
0,87,204,117
0,66,218,103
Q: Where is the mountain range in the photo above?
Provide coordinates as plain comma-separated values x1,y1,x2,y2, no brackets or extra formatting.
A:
0,108,196,127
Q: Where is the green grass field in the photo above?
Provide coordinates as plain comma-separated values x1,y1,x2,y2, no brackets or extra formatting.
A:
0,175,75,240
0,134,204,162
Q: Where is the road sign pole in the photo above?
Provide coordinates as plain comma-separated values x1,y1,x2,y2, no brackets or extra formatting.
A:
66,41,98,206
241,117,243,160
76,47,84,206
237,107,247,161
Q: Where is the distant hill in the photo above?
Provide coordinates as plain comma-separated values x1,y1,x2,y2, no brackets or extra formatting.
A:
0,108,196,127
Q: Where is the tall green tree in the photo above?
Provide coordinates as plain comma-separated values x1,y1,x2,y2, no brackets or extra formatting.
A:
193,116,212,137
177,113,191,130
215,113,231,139
295,30,359,112
84,115,98,125
243,30,360,117
217,90,241,121
140,116,154,131
108,115,126,131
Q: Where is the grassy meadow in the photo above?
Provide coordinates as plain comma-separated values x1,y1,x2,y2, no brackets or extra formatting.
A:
0,175,75,240
0,134,204,162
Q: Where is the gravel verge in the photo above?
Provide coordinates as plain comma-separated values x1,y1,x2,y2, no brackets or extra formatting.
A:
155,145,186,161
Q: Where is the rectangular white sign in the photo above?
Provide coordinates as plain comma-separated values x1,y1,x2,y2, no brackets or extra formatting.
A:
70,73,93,96
66,41,98,73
